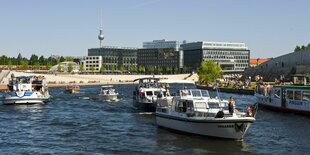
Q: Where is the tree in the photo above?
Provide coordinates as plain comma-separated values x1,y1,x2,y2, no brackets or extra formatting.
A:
17,53,22,65
59,56,65,62
34,62,40,70
196,60,222,85
301,45,306,51
20,60,28,70
89,66,95,73
65,56,74,62
294,46,301,52
148,66,154,74
79,64,84,72
129,65,135,73
68,63,73,72
100,65,106,73
39,56,45,65
29,54,39,65
8,60,12,70
110,65,116,71
138,65,144,74
119,65,126,73
174,66,179,74
165,66,171,74
46,62,52,70
182,66,188,73
157,66,163,74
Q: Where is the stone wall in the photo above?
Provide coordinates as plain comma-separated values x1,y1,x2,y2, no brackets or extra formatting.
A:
244,49,310,82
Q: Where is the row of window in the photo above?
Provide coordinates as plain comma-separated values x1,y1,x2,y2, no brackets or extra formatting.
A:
274,89,310,101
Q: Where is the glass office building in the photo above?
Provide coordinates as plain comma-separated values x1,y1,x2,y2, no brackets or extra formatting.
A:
88,46,138,71
181,41,250,73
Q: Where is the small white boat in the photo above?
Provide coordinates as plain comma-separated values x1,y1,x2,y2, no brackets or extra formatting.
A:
156,89,257,140
65,84,80,94
99,85,118,101
2,76,50,105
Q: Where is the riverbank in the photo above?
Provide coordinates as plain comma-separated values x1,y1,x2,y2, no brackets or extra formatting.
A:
0,70,198,90
196,85,255,95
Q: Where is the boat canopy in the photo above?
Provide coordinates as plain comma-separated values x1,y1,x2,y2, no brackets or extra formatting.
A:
133,77,160,82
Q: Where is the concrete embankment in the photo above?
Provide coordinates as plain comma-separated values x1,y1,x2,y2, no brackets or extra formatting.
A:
196,85,254,95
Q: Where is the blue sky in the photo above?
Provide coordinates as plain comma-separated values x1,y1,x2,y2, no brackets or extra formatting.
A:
0,0,309,58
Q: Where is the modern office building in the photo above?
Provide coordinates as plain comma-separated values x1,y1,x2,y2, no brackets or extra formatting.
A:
181,41,250,73
139,40,182,71
80,56,102,72
137,48,179,72
88,46,138,71
143,39,180,50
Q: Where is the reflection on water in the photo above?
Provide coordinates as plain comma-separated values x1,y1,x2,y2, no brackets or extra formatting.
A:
0,84,310,154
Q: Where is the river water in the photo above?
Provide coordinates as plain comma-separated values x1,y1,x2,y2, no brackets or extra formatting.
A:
0,84,310,154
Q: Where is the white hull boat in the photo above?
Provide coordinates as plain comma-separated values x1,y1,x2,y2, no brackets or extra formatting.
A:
99,85,118,101
2,76,50,105
156,89,257,140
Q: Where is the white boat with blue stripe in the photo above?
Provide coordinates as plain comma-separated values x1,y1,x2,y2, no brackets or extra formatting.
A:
2,76,50,105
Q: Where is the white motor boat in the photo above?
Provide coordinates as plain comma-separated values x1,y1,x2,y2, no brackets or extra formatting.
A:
133,78,169,112
156,89,257,140
2,76,50,105
99,85,118,101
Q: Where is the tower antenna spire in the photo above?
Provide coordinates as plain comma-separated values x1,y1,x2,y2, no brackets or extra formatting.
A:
98,10,104,48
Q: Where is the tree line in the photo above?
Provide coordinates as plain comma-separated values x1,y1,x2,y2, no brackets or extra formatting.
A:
294,43,310,52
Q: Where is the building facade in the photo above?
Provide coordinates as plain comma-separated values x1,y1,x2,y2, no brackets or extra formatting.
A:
181,41,250,73
88,46,138,71
80,56,102,72
137,48,179,72
139,40,182,71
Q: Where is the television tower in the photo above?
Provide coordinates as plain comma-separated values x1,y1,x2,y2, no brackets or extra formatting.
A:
98,12,104,48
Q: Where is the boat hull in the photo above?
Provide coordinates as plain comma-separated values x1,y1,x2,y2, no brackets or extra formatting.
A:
99,94,118,101
156,113,254,140
255,93,310,116
2,91,50,105
133,101,156,112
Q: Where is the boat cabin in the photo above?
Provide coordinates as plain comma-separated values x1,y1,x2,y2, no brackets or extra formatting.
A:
101,85,116,95
7,76,44,92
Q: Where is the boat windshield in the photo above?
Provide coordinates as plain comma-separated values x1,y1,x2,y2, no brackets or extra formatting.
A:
191,90,202,97
201,90,210,97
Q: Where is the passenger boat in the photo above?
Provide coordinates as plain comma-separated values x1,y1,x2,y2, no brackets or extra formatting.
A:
255,84,310,115
156,89,257,140
133,78,168,112
2,76,50,105
65,84,80,93
99,85,118,101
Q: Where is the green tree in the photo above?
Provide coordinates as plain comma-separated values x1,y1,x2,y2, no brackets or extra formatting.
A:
29,54,39,65
89,66,95,73
148,66,154,74
46,62,52,70
100,65,106,73
157,66,163,74
68,63,73,72
17,53,22,65
59,56,65,62
110,65,116,71
119,65,126,72
39,56,45,65
20,60,28,70
34,62,40,70
57,63,62,72
79,64,84,72
165,66,171,74
65,56,74,62
174,66,179,74
294,46,301,52
196,60,222,84
8,60,12,70
138,65,144,73
129,65,135,73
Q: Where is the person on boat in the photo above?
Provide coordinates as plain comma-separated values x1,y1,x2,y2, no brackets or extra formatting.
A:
228,96,237,114
182,86,189,96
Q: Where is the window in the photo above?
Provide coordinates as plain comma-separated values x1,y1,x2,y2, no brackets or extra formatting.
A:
286,90,293,100
146,91,153,96
302,91,310,101
294,91,301,100
274,89,281,99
